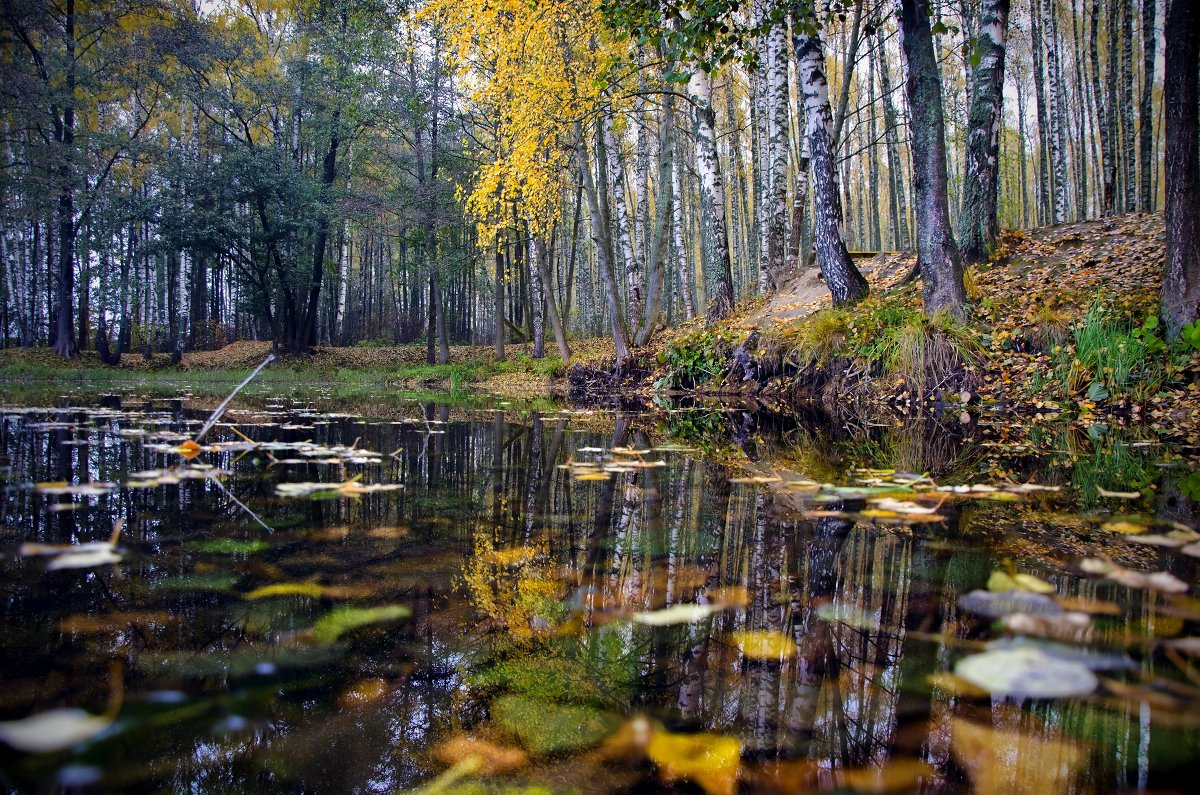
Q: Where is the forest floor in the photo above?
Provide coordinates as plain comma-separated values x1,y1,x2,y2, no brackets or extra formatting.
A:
630,212,1200,445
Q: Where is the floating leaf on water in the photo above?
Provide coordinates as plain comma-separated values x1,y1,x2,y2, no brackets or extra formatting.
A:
174,440,204,460
1097,487,1143,499
869,497,946,515
1002,612,1093,643
1079,558,1189,593
311,604,411,644
34,481,117,497
838,757,935,792
950,718,1086,795
987,571,1056,594
244,582,326,600
731,630,797,661
146,572,238,593
190,539,269,555
816,602,881,631
275,478,403,499
958,589,1063,619
1162,637,1200,656
646,730,741,795
954,647,1098,698
1125,534,1190,547
432,735,529,776
986,636,1136,671
632,603,723,626
492,695,617,756
1101,679,1187,711
1101,519,1149,535
0,709,113,753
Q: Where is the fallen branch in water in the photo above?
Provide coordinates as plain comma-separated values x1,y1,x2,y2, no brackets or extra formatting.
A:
195,353,275,442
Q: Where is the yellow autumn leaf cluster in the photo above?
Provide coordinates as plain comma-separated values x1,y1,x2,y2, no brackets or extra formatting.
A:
429,0,626,241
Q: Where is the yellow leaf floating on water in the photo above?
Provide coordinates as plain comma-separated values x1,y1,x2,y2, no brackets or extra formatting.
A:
1101,520,1149,535
731,630,797,661
646,730,741,795
176,440,203,460
987,570,1056,594
244,583,326,600
950,717,1086,795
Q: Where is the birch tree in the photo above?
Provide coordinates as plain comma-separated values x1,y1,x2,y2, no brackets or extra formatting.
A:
793,29,869,306
686,69,737,320
897,0,968,315
959,0,1011,262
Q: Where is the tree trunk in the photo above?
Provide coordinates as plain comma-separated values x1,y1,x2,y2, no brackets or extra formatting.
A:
670,152,696,319
604,114,643,326
793,30,869,306
1120,0,1137,211
534,235,570,360
1138,0,1156,212
576,123,631,362
686,69,736,321
528,235,545,358
1040,0,1069,223
299,122,339,353
636,88,674,346
875,28,910,250
1088,0,1114,215
1160,0,1200,339
899,0,968,315
959,0,1011,263
494,246,505,360
762,21,791,293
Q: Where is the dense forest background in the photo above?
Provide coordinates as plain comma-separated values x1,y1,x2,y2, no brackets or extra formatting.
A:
0,0,1188,363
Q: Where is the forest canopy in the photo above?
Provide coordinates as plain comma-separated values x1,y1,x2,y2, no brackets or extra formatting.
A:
0,0,1195,363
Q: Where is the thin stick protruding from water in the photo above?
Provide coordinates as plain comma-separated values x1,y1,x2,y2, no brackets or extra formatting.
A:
193,354,275,443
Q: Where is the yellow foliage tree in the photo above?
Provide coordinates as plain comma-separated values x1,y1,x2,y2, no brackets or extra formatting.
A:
429,0,624,242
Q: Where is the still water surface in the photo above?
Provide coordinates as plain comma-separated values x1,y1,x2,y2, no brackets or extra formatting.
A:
0,391,1197,793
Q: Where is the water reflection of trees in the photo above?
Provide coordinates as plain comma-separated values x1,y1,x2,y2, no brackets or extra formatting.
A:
0,402,1192,790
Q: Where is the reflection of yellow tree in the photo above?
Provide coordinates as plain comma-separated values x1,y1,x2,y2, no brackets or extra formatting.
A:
460,529,565,644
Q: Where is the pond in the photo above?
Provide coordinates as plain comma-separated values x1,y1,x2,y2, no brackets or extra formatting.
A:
0,391,1198,793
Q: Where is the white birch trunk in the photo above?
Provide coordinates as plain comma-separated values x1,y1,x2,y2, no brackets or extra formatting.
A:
604,115,643,327
686,68,736,320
